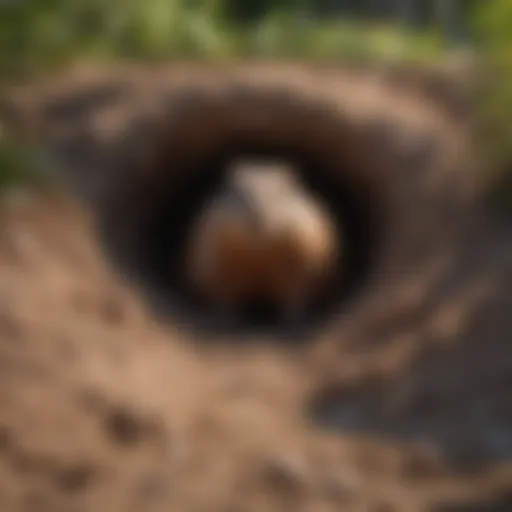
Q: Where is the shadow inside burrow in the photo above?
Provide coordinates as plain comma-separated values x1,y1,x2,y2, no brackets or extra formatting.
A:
87,81,408,345
103,137,383,342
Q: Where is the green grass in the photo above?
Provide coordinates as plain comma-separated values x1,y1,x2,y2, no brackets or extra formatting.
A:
0,136,52,192
0,1,447,78
469,0,512,208
232,18,445,65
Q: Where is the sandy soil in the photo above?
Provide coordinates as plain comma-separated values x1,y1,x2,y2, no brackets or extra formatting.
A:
0,186,508,512
0,63,511,512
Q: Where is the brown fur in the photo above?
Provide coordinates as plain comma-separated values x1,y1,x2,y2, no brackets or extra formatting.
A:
185,160,341,321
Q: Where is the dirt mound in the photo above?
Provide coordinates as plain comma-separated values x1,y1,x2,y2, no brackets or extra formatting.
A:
0,187,510,512
6,63,478,335
0,62,510,511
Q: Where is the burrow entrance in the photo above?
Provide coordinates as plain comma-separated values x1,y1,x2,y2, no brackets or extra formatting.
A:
96,83,392,338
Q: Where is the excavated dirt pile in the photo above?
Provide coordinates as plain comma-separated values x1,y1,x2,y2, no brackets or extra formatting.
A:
0,62,511,511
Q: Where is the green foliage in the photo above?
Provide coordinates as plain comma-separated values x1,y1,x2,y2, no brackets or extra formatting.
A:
470,0,512,202
0,0,447,79
236,17,444,64
0,139,44,192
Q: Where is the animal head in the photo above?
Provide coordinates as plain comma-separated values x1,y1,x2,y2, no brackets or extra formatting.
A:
227,159,302,205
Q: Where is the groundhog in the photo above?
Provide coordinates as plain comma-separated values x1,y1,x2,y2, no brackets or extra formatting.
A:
185,159,341,324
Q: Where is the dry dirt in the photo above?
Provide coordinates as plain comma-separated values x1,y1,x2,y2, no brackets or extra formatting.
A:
0,63,511,512
0,186,511,512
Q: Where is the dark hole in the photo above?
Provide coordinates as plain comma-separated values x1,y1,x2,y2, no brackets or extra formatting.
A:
134,136,381,338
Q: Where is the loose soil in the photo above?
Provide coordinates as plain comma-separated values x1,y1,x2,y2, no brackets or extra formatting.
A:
0,62,510,512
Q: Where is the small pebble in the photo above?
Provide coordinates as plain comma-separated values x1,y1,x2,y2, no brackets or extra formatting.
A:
104,406,164,448
262,454,309,494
